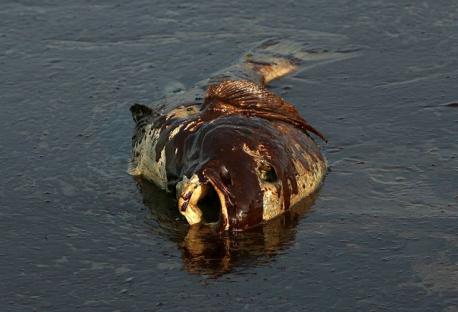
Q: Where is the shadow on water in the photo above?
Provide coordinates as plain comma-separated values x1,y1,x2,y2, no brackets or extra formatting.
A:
135,177,319,277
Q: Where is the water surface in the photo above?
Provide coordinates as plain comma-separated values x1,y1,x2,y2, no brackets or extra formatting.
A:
1,1,457,311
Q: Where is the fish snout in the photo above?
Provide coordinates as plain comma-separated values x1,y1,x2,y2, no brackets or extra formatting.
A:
177,174,229,231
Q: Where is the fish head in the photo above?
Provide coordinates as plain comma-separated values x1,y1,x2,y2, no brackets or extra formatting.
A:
133,80,326,232
177,115,301,232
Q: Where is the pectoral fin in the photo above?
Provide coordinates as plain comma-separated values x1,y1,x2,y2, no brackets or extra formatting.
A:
130,103,154,123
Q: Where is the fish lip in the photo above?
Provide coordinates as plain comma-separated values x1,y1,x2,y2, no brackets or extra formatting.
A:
206,177,230,231
178,174,229,231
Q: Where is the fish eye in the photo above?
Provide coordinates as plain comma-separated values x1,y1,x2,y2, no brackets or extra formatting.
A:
259,164,277,183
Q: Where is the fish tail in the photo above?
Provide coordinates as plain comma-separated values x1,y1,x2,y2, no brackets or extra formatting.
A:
242,39,312,84
208,37,360,86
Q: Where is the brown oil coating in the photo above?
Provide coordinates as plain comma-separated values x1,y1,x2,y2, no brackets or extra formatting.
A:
152,80,324,231
158,115,300,230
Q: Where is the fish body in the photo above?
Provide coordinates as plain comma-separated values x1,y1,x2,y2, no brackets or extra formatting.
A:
130,39,328,231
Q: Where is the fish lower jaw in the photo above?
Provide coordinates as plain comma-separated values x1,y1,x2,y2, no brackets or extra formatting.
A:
177,175,229,231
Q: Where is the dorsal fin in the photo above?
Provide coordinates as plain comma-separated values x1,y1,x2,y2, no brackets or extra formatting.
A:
204,80,326,141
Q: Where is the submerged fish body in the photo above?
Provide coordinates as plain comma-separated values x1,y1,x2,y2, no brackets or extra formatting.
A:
130,39,328,231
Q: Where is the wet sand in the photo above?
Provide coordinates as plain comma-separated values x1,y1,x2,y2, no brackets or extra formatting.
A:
1,1,457,311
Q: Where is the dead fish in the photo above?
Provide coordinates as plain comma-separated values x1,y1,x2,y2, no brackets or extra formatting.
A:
129,39,329,231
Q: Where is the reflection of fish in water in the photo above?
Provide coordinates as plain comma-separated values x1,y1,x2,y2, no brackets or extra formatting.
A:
130,39,331,231
137,178,319,277
181,194,319,276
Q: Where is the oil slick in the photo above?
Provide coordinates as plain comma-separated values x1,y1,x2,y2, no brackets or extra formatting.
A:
129,39,355,231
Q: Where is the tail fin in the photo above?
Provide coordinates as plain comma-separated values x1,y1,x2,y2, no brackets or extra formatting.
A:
241,38,359,85
243,39,303,84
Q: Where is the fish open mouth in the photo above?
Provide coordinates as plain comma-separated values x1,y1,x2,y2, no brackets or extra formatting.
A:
178,174,229,230
198,184,221,223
